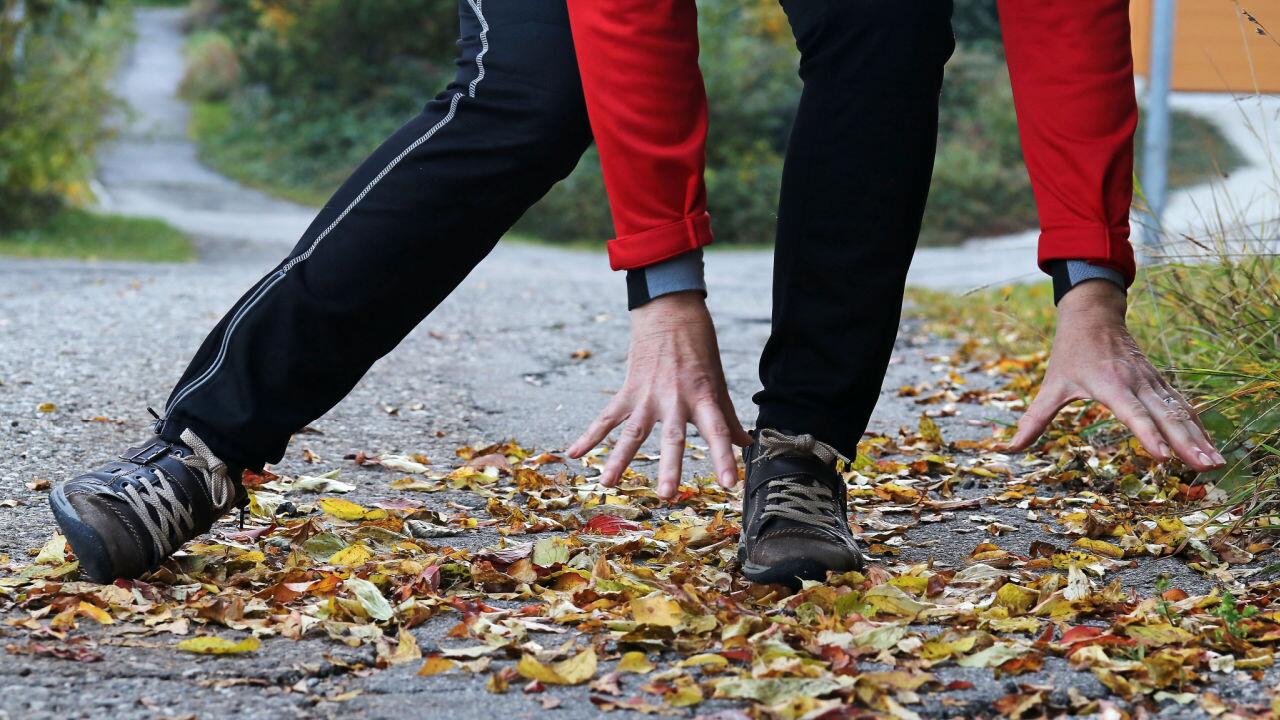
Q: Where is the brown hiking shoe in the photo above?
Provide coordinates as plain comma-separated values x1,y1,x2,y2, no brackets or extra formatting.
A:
738,428,865,588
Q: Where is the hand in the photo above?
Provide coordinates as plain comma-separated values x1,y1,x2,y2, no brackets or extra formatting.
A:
567,291,752,498
1004,280,1225,471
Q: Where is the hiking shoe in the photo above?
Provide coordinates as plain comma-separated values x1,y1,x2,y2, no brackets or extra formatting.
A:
49,428,244,583
738,428,865,588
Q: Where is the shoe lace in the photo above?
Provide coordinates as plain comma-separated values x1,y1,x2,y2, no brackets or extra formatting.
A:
753,429,850,531
119,429,235,558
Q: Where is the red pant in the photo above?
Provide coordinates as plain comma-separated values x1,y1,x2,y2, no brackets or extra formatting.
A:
566,0,1138,283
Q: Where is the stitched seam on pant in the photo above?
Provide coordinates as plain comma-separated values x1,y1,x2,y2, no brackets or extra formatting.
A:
163,0,490,431
163,270,286,423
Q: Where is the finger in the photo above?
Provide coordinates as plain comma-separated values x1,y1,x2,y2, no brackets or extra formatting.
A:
568,397,626,458
1156,378,1216,446
1005,382,1072,451
1138,383,1223,470
600,412,653,488
1095,387,1173,463
694,401,740,490
656,416,687,500
708,385,752,447
720,398,753,447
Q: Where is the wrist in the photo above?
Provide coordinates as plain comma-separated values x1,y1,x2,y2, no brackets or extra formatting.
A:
1056,278,1127,324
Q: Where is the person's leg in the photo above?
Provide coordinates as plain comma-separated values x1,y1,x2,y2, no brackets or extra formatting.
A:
753,0,955,457
52,0,593,583
160,0,592,470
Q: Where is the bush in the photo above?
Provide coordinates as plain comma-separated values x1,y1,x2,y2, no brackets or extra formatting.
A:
179,31,240,102
189,0,456,105
922,49,1036,245
0,0,131,230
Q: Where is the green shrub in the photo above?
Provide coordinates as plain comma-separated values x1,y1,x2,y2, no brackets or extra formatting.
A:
0,0,131,230
189,0,456,104
922,49,1037,245
179,31,240,102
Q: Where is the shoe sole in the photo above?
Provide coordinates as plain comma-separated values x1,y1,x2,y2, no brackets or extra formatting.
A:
49,486,115,584
737,544,866,590
737,545,863,590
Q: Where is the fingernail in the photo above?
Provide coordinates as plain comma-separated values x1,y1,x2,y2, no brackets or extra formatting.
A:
1198,452,1213,467
1212,451,1226,465
719,470,737,488
1159,443,1172,459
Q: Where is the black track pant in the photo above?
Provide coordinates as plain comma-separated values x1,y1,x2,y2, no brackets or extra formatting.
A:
160,0,592,467
753,1,954,456
160,0,954,469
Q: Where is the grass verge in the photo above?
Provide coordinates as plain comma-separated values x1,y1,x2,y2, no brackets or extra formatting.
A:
0,207,194,262
189,100,334,208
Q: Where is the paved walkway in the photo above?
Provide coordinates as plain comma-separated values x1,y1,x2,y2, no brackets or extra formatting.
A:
94,9,313,244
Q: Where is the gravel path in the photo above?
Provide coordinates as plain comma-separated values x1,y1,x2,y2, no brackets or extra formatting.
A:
0,9,1265,719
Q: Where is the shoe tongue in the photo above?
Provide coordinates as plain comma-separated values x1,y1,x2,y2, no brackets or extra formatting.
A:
757,470,844,536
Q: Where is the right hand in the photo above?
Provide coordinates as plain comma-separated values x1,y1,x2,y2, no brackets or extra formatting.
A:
566,291,752,499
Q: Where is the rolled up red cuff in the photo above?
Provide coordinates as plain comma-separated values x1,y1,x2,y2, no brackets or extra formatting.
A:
1037,224,1136,287
606,212,714,271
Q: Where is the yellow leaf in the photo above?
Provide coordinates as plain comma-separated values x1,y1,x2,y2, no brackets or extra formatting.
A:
176,635,261,655
919,634,979,661
994,583,1039,615
865,583,928,618
516,647,597,685
677,653,729,670
617,651,655,674
630,593,685,627
668,675,704,707
36,402,56,413
918,414,944,445
319,498,374,521
76,601,113,625
1074,538,1125,559
233,550,266,563
1124,622,1195,647
35,535,67,565
888,576,929,595
417,655,457,676
380,629,422,666
328,544,373,567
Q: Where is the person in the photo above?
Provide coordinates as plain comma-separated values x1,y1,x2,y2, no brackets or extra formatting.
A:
49,0,1222,589
559,0,1225,586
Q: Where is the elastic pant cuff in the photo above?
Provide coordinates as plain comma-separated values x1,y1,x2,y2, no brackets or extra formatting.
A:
160,412,266,473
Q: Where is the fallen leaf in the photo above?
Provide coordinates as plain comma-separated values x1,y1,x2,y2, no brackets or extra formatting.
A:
176,635,261,655
617,651,655,674
345,577,394,621
515,647,597,685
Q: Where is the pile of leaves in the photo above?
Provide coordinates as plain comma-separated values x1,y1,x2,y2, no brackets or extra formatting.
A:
3,395,1279,718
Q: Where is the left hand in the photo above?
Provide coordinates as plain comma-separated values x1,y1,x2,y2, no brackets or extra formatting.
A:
566,291,752,498
1004,280,1225,471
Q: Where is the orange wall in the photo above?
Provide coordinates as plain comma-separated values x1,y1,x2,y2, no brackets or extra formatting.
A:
1131,0,1280,92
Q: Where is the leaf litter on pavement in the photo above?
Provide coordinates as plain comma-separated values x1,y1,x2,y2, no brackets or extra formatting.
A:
2,345,1279,719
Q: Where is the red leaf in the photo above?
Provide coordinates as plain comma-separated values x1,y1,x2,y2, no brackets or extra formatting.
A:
1059,626,1105,645
584,515,641,536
